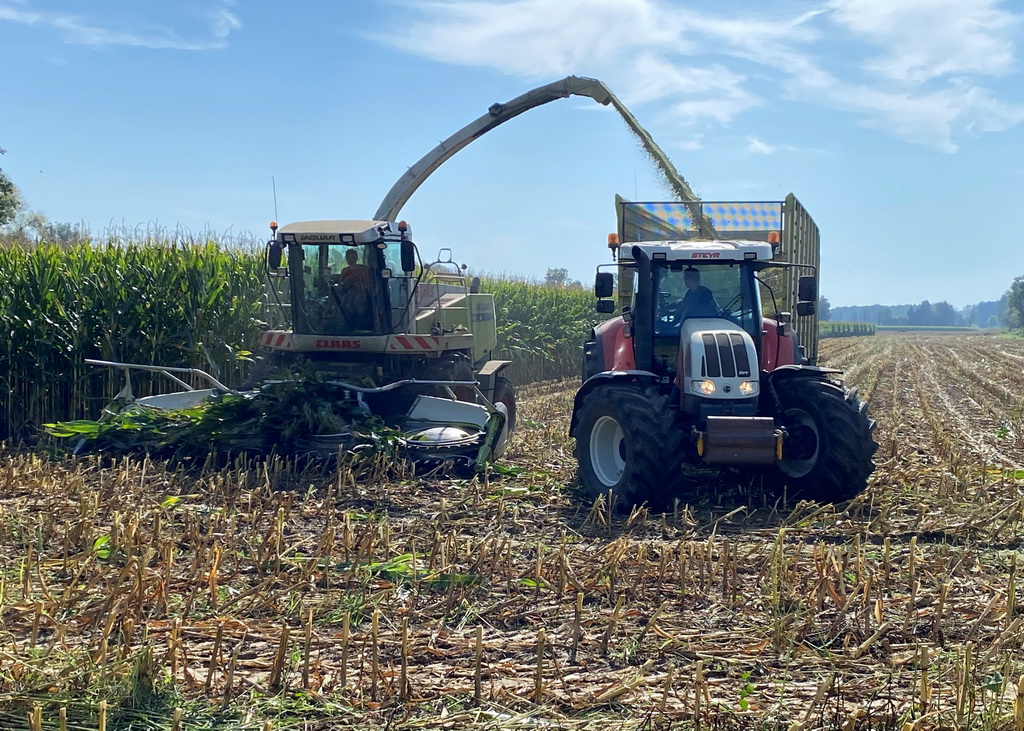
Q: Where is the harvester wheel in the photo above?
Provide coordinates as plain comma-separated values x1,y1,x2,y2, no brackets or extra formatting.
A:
493,376,516,433
240,353,282,390
572,384,684,511
772,377,877,502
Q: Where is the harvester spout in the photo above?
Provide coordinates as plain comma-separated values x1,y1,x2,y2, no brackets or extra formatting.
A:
373,75,711,231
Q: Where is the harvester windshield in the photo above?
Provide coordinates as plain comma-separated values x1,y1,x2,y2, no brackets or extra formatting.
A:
290,241,405,336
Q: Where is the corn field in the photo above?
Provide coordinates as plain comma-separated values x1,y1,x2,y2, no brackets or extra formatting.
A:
483,279,598,383
0,240,597,440
819,321,877,338
0,240,264,441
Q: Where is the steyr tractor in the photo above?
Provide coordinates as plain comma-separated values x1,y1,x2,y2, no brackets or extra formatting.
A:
572,197,877,507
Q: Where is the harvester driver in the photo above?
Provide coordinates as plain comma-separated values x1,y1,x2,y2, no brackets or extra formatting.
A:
332,249,373,331
673,267,719,320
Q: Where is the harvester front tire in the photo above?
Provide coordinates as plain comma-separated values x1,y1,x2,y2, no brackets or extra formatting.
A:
493,376,517,433
572,384,684,511
772,378,877,502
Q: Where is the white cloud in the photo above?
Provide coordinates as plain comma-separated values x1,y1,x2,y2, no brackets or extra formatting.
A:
745,136,827,156
386,0,667,78
820,79,1024,152
377,0,792,126
0,2,241,50
675,135,705,152
380,0,1024,151
211,8,241,39
828,0,1019,82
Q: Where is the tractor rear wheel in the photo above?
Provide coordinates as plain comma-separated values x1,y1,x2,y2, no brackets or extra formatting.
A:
772,377,877,502
572,384,684,510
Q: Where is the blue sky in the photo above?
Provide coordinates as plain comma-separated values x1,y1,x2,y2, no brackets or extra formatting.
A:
2,0,1022,308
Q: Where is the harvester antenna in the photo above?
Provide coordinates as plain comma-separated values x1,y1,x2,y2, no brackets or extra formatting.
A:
272,176,279,223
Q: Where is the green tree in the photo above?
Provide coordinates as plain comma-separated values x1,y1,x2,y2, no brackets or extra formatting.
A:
818,296,831,321
545,267,569,287
1006,277,1024,333
0,146,20,227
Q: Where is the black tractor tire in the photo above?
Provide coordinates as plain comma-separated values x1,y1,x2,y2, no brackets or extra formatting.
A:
771,377,877,502
493,376,517,433
571,384,686,511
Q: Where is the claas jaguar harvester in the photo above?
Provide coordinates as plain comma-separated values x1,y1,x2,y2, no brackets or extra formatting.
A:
255,218,517,464
572,197,878,508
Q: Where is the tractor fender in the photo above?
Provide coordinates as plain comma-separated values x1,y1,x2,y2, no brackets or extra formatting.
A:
761,365,844,414
475,359,512,400
570,370,660,433
764,365,842,382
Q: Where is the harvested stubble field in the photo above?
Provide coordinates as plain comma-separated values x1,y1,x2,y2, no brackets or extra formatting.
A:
2,332,1024,730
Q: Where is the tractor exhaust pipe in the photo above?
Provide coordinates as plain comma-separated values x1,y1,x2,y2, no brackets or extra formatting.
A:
631,246,654,372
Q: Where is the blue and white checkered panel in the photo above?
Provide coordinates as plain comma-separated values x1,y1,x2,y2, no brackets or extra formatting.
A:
702,202,782,233
622,202,696,243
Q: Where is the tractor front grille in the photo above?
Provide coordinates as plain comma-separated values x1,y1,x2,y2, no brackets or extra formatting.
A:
700,333,751,378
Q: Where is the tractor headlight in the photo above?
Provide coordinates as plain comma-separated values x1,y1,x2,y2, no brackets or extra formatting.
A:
738,380,757,396
692,380,716,395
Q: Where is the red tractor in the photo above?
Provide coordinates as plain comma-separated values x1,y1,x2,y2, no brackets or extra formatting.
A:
572,197,877,508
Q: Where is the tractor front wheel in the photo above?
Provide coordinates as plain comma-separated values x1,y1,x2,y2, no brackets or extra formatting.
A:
772,377,877,502
572,384,684,510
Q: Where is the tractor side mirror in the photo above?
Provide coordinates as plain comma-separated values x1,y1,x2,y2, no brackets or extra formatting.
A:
400,240,416,273
796,301,816,317
267,240,284,270
797,275,817,302
595,272,614,299
595,300,615,314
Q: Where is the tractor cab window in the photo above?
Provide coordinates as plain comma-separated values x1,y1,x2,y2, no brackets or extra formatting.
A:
295,243,377,334
655,263,759,339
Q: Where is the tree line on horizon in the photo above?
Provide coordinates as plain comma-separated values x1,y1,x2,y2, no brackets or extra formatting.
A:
827,297,1009,329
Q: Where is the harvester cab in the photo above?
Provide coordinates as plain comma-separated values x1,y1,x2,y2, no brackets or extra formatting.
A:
573,197,877,508
265,219,420,339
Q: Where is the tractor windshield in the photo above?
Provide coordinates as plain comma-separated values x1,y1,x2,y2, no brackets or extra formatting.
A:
293,243,384,335
654,263,760,339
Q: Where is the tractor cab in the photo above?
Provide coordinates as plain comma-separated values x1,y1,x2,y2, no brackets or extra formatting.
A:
594,239,782,420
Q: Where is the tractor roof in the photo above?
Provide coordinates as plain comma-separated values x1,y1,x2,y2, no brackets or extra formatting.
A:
277,220,405,244
625,240,775,262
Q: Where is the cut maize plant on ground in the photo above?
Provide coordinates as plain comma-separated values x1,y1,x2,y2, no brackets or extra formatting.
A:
0,334,1023,730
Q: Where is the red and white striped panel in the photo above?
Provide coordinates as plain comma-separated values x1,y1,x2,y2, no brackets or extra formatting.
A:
260,331,293,349
388,335,441,352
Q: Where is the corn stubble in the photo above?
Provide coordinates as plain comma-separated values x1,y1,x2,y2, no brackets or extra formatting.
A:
3,324,1024,727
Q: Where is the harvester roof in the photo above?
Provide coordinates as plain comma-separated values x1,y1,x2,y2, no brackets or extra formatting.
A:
277,220,404,244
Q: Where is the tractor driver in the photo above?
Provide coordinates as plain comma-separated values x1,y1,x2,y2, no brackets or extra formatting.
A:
672,267,720,320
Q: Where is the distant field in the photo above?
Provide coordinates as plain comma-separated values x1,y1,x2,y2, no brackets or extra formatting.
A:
875,325,981,332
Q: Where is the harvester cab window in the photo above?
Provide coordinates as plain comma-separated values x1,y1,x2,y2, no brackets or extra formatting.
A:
298,243,377,335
